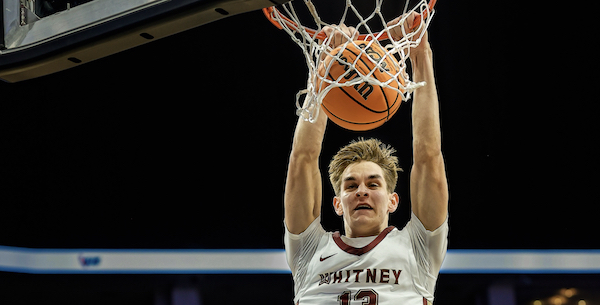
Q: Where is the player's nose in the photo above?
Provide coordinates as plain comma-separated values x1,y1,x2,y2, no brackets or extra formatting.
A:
356,183,369,197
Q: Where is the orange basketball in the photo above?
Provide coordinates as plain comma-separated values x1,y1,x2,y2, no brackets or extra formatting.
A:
317,41,404,131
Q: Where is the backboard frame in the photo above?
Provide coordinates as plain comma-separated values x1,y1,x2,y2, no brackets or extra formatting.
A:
0,0,290,82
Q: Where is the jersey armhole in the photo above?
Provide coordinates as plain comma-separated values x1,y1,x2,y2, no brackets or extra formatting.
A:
410,211,448,236
285,215,322,239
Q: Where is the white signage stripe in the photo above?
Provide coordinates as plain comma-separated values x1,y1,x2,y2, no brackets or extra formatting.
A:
1,246,599,274
440,250,600,274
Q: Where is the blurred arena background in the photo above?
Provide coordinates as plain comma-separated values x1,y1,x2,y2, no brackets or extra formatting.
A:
0,0,598,304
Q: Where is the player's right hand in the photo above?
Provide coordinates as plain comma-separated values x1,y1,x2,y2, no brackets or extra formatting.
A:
320,24,359,49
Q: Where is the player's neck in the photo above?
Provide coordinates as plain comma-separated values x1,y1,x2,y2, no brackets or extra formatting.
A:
344,223,387,238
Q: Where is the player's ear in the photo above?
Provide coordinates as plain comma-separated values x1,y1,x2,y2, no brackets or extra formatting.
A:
388,192,399,213
333,197,344,216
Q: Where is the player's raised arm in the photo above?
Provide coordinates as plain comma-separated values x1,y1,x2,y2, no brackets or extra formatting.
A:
388,12,448,230
284,24,358,235
406,22,448,230
284,105,327,235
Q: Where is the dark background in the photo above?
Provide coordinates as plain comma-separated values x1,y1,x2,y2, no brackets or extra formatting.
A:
1,0,596,250
0,0,598,303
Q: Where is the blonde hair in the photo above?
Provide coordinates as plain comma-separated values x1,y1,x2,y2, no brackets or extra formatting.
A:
328,138,402,196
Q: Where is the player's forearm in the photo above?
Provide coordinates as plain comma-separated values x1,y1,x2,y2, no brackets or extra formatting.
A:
290,109,328,158
409,47,448,230
284,109,327,234
411,48,441,162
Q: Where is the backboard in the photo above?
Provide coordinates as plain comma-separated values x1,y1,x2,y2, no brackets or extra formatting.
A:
0,0,289,82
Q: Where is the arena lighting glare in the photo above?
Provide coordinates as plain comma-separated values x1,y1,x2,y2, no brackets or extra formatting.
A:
0,0,290,82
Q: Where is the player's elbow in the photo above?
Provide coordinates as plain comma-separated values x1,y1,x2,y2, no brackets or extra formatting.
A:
290,142,322,161
412,139,442,164
288,150,319,172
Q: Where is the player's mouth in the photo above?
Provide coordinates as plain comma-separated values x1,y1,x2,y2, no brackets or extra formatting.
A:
354,204,373,211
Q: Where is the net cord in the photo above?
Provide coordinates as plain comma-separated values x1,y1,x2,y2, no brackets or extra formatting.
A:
267,0,435,123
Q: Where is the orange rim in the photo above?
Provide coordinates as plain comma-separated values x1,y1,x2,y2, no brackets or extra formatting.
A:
262,0,437,41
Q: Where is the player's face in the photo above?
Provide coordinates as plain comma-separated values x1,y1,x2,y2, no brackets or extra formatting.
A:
334,161,399,237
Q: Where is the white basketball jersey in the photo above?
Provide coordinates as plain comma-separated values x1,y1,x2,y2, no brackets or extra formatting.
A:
285,213,448,305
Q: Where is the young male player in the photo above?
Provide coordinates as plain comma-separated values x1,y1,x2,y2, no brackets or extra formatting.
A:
284,13,449,305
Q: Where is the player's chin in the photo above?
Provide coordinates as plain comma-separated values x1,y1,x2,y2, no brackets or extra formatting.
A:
350,211,377,223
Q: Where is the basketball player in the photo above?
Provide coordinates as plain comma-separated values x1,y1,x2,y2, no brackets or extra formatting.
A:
284,12,448,305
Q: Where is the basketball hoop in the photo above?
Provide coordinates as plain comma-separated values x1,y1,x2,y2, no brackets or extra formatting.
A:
263,0,438,123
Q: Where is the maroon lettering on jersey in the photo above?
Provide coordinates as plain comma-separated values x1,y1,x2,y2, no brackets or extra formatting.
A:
319,268,402,286
353,269,364,283
333,271,343,283
380,269,390,283
366,268,377,283
392,269,402,284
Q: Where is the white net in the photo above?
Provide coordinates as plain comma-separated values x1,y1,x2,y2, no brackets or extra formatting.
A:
265,0,436,123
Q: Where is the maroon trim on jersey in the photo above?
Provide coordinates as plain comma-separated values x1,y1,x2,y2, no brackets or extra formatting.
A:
332,226,395,256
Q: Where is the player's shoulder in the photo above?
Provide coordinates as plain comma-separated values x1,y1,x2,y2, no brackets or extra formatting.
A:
393,224,411,237
379,224,413,247
388,223,409,237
